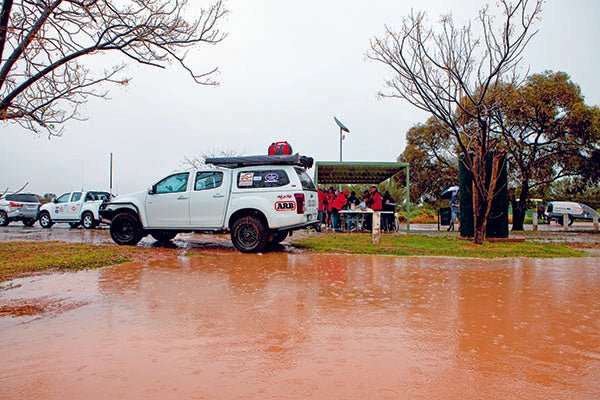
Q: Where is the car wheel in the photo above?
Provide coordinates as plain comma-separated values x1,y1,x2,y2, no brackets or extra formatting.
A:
568,215,575,226
110,212,143,246
231,215,270,253
0,211,9,226
39,212,54,228
272,231,288,245
69,222,80,228
151,231,177,242
23,219,36,227
82,212,96,229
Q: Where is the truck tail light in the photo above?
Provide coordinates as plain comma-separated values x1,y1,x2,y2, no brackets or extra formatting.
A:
9,202,23,208
294,193,305,214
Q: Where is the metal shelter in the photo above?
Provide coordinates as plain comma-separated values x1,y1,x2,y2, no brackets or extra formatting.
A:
313,161,411,231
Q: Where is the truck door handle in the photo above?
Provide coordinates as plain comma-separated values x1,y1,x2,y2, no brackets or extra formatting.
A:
177,196,188,200
213,193,225,198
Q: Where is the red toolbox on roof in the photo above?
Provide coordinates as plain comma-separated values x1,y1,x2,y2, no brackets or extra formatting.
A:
268,141,293,156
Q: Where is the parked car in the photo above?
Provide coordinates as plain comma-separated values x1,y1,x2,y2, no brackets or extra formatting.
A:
38,191,110,229
545,201,599,226
99,154,318,252
0,193,41,226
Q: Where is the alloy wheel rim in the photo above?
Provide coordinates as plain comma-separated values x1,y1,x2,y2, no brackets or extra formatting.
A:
239,224,258,247
115,221,134,241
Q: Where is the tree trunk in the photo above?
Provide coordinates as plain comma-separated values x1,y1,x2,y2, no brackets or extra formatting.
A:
511,199,525,231
511,182,529,231
473,208,487,244
472,182,487,244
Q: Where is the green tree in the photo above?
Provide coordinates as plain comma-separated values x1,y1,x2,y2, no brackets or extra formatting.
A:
398,118,457,205
549,179,600,210
497,71,600,230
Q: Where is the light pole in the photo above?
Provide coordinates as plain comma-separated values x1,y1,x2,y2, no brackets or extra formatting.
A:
334,117,350,191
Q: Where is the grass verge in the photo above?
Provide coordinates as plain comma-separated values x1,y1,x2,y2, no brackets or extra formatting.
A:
293,233,587,258
0,241,136,282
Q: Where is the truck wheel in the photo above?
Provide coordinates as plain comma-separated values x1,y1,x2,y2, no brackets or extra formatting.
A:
272,231,288,245
39,212,54,228
82,212,96,229
23,219,36,227
110,212,143,246
231,215,270,253
151,231,177,242
0,211,9,226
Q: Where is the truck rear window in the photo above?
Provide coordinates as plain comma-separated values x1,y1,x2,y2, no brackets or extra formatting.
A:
295,168,316,191
237,170,289,189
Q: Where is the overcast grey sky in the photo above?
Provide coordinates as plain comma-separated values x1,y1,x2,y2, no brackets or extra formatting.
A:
2,0,599,196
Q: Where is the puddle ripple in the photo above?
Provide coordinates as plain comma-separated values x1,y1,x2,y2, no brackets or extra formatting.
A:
1,252,599,399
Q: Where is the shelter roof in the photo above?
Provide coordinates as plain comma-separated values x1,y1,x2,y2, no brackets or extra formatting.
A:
315,161,408,185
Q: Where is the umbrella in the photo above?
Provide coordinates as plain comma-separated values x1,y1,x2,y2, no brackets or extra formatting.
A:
440,186,459,199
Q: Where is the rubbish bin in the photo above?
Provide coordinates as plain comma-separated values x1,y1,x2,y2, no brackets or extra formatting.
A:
439,207,451,226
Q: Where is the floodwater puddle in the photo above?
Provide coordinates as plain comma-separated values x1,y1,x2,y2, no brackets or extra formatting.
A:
1,251,599,399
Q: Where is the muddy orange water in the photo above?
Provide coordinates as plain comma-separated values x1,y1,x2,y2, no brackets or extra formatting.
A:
1,251,599,399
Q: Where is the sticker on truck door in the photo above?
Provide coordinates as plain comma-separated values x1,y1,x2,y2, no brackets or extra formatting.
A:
275,201,296,211
238,172,254,187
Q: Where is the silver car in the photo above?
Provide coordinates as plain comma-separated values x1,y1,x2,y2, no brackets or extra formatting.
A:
0,193,41,227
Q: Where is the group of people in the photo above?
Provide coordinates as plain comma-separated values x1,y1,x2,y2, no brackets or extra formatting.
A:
316,186,396,232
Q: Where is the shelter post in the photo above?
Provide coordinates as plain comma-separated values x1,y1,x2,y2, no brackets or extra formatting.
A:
532,202,538,231
593,213,598,233
372,211,381,244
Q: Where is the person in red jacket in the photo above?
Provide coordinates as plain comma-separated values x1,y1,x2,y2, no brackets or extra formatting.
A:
365,186,383,230
316,188,326,232
369,186,383,211
331,190,348,232
325,187,335,230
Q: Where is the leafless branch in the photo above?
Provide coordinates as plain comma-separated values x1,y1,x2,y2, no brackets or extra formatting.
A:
367,0,543,242
0,0,228,136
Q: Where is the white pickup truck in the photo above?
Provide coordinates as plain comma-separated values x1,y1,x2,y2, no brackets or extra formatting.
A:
99,154,318,252
39,191,111,229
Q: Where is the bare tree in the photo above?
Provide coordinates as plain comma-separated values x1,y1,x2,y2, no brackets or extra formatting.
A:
0,0,227,136
368,0,543,243
180,148,242,170
0,181,28,198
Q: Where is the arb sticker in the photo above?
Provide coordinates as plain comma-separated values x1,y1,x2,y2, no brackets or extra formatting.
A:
275,201,296,211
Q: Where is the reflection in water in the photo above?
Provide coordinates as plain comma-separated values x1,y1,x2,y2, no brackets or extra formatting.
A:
1,252,599,399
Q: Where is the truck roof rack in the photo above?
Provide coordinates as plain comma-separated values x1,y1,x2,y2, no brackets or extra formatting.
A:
205,153,314,169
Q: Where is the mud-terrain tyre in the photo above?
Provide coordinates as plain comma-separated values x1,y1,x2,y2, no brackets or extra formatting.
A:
23,219,36,227
39,211,54,228
110,212,143,246
0,211,9,226
69,222,80,228
82,212,97,229
231,215,270,253
151,231,177,242
272,231,288,245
